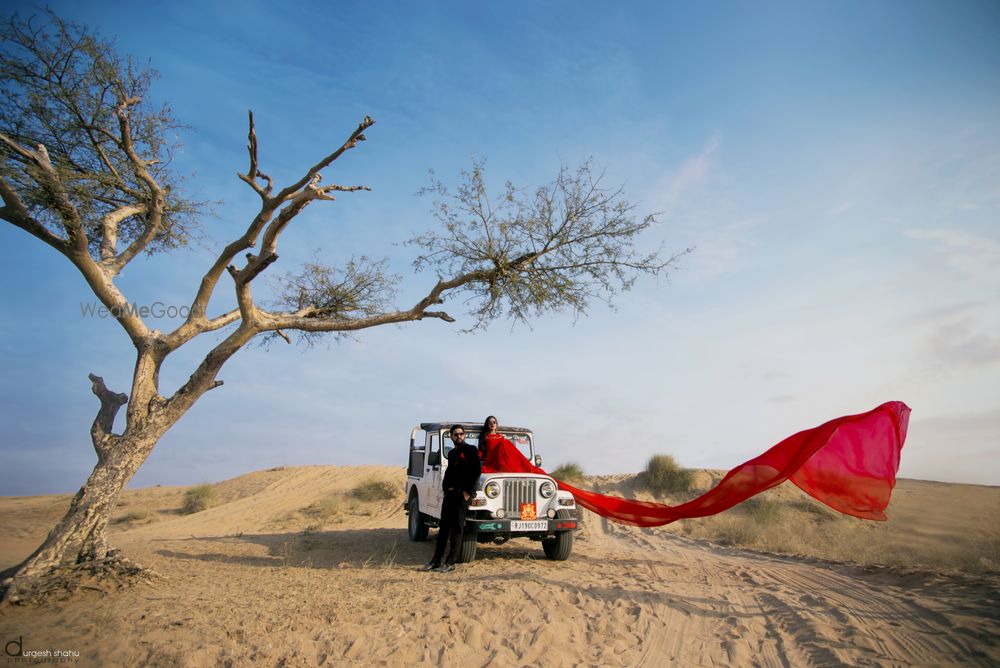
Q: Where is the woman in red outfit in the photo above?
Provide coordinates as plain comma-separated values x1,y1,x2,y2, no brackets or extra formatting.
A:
478,415,538,473
477,415,500,461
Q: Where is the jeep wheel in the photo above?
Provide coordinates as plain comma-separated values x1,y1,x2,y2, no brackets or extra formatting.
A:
457,527,477,563
408,496,429,542
542,510,574,560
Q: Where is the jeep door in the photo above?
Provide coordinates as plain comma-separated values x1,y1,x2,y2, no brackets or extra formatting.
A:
423,430,443,514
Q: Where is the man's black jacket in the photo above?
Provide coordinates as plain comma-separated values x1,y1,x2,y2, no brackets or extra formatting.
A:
442,443,482,496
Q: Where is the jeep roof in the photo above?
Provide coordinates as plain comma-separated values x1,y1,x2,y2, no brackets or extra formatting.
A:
419,422,533,433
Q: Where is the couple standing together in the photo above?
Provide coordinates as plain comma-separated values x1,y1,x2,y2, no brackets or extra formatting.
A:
422,416,504,573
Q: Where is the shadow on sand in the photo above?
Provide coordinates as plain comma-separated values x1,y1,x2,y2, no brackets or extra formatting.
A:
153,527,551,569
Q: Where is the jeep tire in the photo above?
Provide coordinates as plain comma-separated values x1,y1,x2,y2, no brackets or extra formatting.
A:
542,510,574,560
407,495,429,542
457,526,477,563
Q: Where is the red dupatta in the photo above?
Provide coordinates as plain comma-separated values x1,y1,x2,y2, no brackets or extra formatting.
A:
479,402,909,527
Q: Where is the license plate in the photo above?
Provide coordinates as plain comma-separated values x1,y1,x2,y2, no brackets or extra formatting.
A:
510,520,548,531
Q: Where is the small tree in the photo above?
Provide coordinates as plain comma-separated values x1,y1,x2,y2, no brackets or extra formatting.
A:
550,462,586,482
0,13,686,603
180,484,218,515
643,455,693,494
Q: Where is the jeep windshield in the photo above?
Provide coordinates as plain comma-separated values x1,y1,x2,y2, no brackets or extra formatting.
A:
444,430,533,462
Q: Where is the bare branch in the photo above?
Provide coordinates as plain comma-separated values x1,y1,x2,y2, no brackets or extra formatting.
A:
258,189,315,259
314,183,371,201
0,131,37,162
0,171,69,250
237,110,269,199
163,325,256,417
260,269,484,336
179,115,375,344
0,132,88,250
239,251,278,285
98,202,145,261
246,110,259,187
420,311,456,323
274,116,374,203
88,373,127,460
204,309,241,332
183,206,276,326
107,97,165,272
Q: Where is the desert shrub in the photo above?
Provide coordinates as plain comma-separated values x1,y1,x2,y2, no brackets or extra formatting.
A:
181,483,217,514
712,517,760,546
351,478,398,502
550,462,585,481
961,530,1000,573
304,494,343,518
113,508,152,524
743,496,783,525
790,498,837,521
643,454,693,494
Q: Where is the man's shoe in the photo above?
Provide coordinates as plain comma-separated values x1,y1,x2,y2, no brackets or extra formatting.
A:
435,563,455,573
420,562,439,572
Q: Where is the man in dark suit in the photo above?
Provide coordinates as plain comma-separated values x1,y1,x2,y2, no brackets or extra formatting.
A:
423,425,482,572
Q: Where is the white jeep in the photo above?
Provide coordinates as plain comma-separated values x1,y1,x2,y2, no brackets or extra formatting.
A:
405,422,578,563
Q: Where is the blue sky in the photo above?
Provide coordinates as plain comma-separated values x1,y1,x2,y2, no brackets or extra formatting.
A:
1,1,998,495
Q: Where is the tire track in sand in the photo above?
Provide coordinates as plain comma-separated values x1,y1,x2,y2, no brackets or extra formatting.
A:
582,515,999,667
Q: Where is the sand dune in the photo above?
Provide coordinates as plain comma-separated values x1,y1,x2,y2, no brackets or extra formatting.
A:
1,466,997,666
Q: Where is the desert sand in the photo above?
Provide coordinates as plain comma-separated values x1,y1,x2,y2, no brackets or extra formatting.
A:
1,465,998,667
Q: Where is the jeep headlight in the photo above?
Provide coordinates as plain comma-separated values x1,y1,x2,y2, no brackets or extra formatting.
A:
539,480,555,499
484,480,501,499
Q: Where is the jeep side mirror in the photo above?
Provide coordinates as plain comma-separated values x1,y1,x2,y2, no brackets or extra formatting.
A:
534,454,543,467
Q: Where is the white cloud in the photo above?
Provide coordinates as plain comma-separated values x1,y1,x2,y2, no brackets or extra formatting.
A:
905,228,1000,287
827,200,853,217
640,133,774,282
648,132,721,217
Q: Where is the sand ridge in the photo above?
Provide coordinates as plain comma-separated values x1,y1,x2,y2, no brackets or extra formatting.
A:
0,465,997,666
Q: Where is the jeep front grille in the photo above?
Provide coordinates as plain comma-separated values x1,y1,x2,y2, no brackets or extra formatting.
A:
503,479,536,517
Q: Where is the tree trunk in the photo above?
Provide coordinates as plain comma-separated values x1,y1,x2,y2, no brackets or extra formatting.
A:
1,433,158,604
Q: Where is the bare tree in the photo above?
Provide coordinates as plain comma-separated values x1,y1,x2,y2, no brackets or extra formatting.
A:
0,13,686,603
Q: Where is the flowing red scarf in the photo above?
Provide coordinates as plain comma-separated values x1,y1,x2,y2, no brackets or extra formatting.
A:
481,401,910,527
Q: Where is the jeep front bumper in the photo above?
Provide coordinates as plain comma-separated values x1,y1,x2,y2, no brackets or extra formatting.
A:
468,517,578,533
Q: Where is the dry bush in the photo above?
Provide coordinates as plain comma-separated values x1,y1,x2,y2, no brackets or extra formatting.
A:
955,529,1000,574
351,478,398,502
181,483,217,514
304,495,344,519
361,542,399,569
112,508,153,524
742,496,783,525
789,498,838,522
669,477,1000,576
978,530,1000,571
550,462,585,481
643,455,693,494
711,517,761,546
301,494,370,524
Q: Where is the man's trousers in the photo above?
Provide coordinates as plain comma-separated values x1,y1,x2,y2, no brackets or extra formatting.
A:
431,490,468,565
